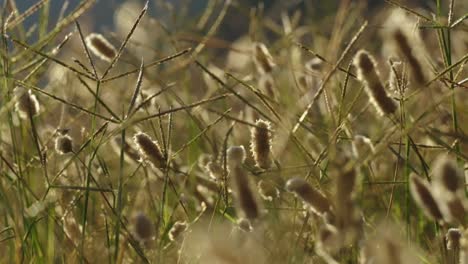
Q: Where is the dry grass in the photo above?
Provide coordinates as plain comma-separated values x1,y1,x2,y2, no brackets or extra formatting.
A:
0,0,467,263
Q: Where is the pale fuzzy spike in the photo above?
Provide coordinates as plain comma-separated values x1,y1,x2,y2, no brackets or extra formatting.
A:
432,155,464,194
85,33,117,62
227,146,246,165
353,50,397,116
133,212,153,242
409,174,444,222
446,228,462,250
228,146,261,220
55,134,73,155
15,89,40,119
250,119,273,169
133,132,166,169
205,161,223,180
168,221,187,242
257,180,279,201
285,177,332,216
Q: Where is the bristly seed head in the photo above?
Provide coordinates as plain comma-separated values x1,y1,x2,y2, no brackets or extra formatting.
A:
85,33,117,62
134,212,153,241
168,221,187,242
392,29,426,86
227,146,246,165
446,228,462,250
15,89,40,119
250,119,273,169
409,174,444,222
55,134,73,155
433,155,463,194
354,50,397,116
133,132,166,169
285,177,332,216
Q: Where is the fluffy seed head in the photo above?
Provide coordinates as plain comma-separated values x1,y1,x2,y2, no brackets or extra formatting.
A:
433,155,463,194
168,221,187,241
237,218,253,232
409,174,444,222
446,228,462,250
305,57,324,72
257,180,279,201
253,42,275,74
134,212,153,241
133,132,165,169
228,150,261,221
352,135,375,158
112,137,141,163
441,195,467,225
354,50,397,116
85,33,117,62
55,134,73,155
285,177,332,216
392,29,426,86
250,119,273,169
227,146,246,165
15,89,40,119
206,161,223,180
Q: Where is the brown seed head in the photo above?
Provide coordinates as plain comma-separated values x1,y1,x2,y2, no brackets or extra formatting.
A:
134,212,153,241
285,177,332,216
433,155,463,194
168,221,187,241
15,89,40,119
55,134,73,155
85,33,117,62
133,132,165,169
354,50,397,116
446,228,462,250
250,119,272,169
409,174,444,222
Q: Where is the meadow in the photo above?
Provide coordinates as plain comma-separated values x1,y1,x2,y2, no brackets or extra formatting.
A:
0,0,467,263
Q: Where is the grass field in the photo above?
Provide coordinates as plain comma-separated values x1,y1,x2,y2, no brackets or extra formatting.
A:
0,0,467,263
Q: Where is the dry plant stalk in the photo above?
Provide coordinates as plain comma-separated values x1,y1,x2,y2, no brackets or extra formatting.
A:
253,42,275,74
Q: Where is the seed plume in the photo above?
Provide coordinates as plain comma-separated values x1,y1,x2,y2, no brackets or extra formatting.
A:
433,155,463,194
409,174,444,222
392,29,426,86
250,119,273,169
85,33,117,62
227,146,261,220
285,177,332,216
133,132,166,169
446,228,462,250
133,212,153,241
168,221,187,241
354,50,397,116
15,89,40,119
55,134,73,155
